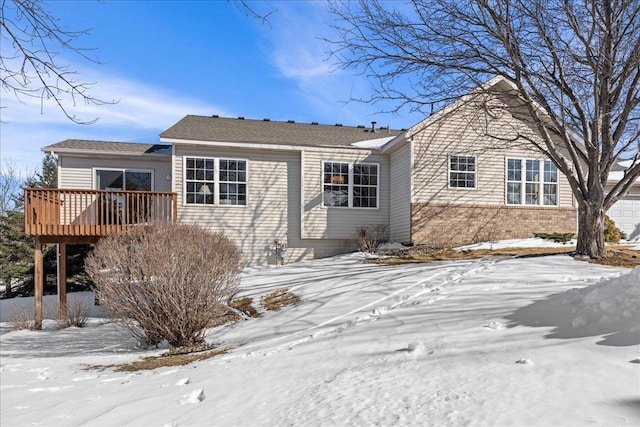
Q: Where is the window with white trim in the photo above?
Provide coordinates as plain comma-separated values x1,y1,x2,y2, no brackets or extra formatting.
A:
449,155,476,188
506,158,558,206
184,157,247,206
322,161,379,208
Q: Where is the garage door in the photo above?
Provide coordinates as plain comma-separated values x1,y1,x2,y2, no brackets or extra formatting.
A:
607,195,640,240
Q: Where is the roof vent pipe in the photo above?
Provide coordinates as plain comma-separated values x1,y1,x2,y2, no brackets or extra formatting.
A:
371,121,377,132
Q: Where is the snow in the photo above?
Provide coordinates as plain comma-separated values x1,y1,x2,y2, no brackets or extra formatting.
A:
1,253,639,426
350,135,396,149
456,237,575,250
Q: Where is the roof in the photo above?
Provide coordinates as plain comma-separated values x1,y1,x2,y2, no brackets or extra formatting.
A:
160,115,403,147
42,140,172,156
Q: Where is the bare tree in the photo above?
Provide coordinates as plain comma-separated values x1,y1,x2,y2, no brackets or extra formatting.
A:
0,161,22,215
328,0,640,258
0,0,113,124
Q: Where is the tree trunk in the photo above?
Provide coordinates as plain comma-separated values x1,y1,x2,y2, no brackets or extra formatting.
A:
575,199,606,258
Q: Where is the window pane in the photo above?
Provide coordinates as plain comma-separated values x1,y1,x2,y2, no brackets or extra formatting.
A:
507,159,521,181
507,182,521,204
544,160,558,183
525,183,538,205
125,172,152,191
526,160,539,182
323,186,348,207
543,184,558,205
96,170,124,190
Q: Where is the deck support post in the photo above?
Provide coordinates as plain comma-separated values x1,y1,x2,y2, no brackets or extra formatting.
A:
34,237,44,330
58,243,67,318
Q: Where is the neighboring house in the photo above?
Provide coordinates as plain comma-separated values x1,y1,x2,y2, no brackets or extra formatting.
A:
606,161,640,241
41,77,587,266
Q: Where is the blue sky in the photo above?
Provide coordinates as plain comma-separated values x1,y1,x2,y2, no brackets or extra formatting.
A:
0,0,423,175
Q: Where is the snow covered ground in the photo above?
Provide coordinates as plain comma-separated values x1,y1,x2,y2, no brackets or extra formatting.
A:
1,248,639,426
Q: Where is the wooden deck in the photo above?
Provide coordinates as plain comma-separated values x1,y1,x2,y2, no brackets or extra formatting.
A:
24,188,177,329
24,188,177,242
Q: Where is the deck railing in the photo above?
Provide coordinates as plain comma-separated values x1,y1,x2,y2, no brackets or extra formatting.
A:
24,188,177,237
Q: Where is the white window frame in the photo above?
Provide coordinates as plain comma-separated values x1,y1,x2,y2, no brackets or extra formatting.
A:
448,154,477,189
92,167,155,191
321,160,380,209
505,157,559,206
183,156,248,207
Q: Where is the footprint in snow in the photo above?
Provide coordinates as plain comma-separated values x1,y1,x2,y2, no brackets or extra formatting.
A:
485,321,505,330
515,359,533,365
175,377,190,386
396,342,427,357
178,388,205,404
629,359,640,364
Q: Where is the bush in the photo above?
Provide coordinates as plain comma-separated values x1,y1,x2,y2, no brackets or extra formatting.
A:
8,306,36,331
354,224,389,252
604,215,626,243
86,223,243,348
533,232,575,244
54,299,90,329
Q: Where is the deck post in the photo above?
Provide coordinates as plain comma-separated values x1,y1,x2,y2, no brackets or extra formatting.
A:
58,243,67,318
34,237,44,330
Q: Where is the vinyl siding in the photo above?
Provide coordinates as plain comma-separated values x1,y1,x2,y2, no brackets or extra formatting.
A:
301,148,390,239
411,100,574,208
174,145,299,266
58,155,172,191
389,143,412,242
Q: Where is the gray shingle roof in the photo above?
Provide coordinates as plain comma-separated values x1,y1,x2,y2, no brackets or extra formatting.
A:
160,115,403,147
42,140,172,155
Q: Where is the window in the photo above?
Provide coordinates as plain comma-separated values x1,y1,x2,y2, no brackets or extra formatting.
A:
95,169,153,191
184,157,247,206
323,162,349,207
353,163,378,208
323,161,379,208
449,155,476,188
506,158,558,206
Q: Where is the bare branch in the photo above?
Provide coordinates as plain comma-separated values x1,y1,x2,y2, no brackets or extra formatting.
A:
0,0,116,124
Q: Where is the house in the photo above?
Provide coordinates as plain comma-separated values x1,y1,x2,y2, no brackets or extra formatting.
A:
31,76,640,327
606,161,640,240
36,77,586,269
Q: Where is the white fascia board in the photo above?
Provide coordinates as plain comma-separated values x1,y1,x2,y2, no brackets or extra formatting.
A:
41,148,170,158
160,138,380,153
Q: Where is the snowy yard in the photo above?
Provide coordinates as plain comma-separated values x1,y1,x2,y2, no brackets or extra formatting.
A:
1,250,639,426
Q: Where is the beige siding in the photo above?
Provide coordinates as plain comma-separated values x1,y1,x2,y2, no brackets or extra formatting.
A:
58,155,172,191
301,148,390,239
411,100,574,208
389,143,412,242
176,145,317,266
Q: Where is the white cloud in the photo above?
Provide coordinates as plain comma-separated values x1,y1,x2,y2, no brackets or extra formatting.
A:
0,66,232,173
263,2,421,129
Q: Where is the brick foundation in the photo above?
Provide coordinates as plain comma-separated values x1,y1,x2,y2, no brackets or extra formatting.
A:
411,203,577,248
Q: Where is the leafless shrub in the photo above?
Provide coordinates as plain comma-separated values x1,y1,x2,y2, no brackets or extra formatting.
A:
354,224,389,252
261,288,300,311
85,223,243,348
54,299,90,329
8,306,36,331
